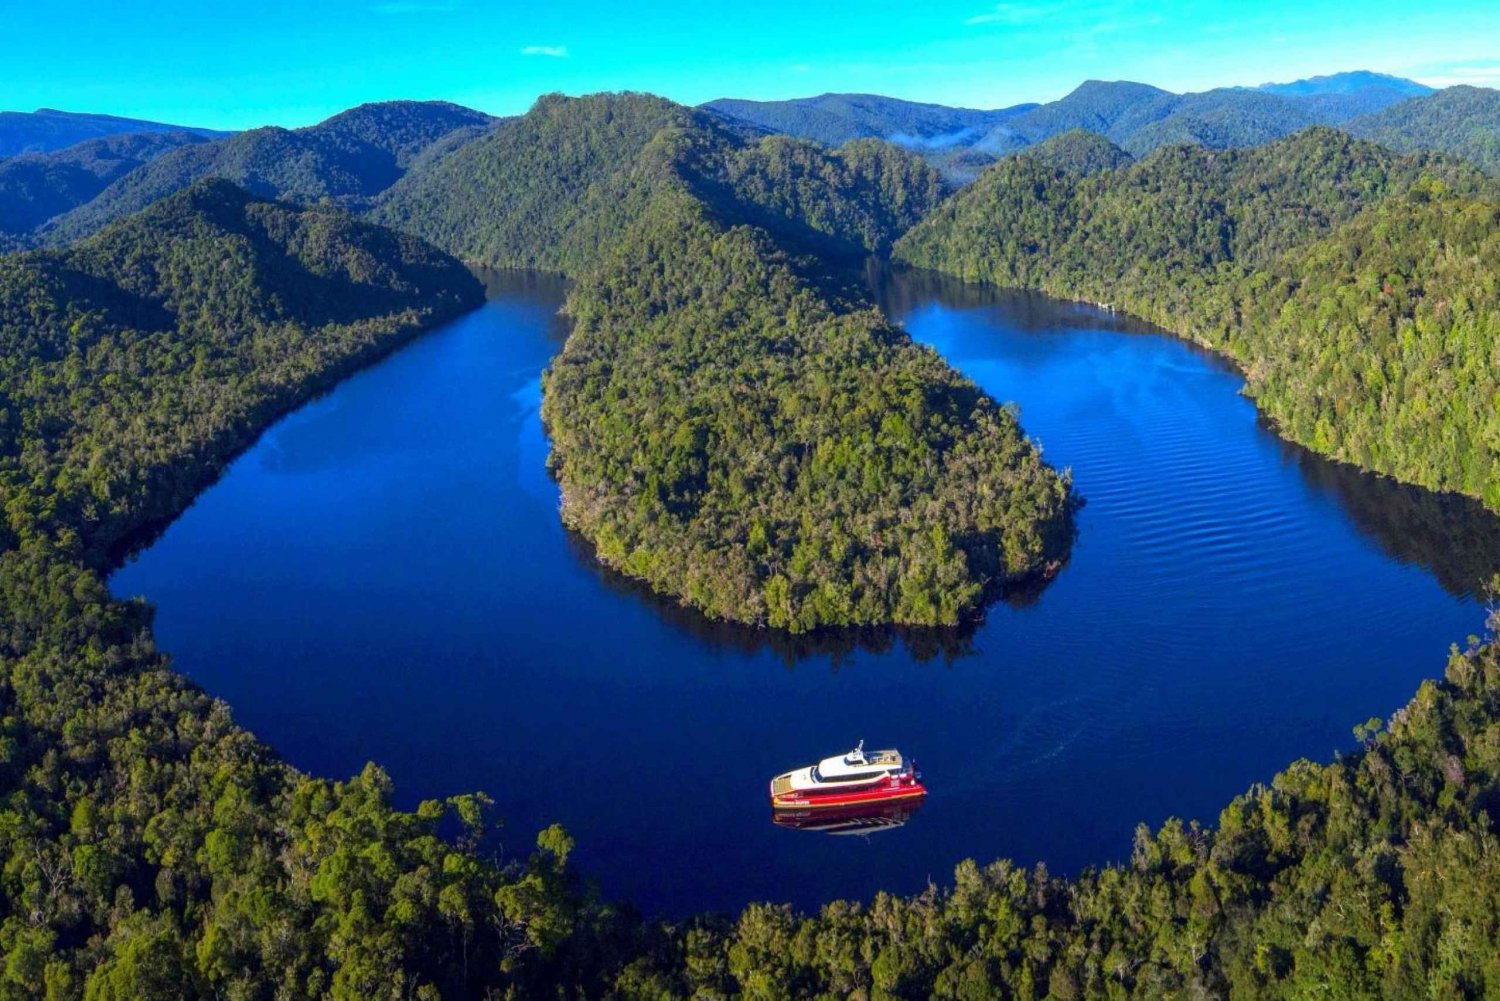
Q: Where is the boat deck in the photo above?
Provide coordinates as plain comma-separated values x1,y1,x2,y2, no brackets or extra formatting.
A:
771,773,796,797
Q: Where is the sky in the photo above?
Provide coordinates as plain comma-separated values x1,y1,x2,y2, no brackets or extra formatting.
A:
4,0,1498,129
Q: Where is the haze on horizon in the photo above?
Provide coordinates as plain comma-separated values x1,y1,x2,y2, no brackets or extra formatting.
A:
4,0,1497,131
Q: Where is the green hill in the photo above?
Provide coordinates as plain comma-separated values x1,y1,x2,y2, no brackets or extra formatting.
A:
1013,128,1133,174
0,130,210,240
375,91,951,269
1348,85,1500,174
40,100,495,245
377,90,1069,630
544,190,1071,631
896,128,1500,510
1,178,482,558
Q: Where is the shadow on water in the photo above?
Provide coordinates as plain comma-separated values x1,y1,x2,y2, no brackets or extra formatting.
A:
871,260,1500,602
557,529,987,668
1265,425,1500,601
472,267,573,342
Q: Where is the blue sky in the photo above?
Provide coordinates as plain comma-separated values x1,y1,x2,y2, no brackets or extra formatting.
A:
5,0,1498,129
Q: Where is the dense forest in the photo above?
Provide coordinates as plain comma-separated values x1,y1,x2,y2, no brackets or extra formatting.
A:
380,91,1068,629
3,83,1500,996
544,191,1071,630
0,131,210,240
1348,85,1500,175
895,128,1500,511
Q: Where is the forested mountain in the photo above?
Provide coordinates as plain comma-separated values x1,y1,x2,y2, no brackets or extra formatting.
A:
376,90,1068,629
0,107,228,156
706,74,1466,181
375,92,949,270
544,190,1071,630
896,128,1500,511
1348,85,1500,174
1016,128,1133,174
39,100,496,245
0,130,210,241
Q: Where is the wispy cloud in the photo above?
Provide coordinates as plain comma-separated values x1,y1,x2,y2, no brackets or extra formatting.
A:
520,45,569,58
1411,58,1500,89
964,2,1061,25
371,1,455,12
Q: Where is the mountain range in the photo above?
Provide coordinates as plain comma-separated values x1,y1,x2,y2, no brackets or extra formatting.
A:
0,107,228,157
0,71,1495,252
703,70,1465,181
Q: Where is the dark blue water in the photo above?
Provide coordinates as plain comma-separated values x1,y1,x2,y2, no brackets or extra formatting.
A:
111,267,1500,917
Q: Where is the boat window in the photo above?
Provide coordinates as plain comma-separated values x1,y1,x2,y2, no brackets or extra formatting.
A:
811,766,822,782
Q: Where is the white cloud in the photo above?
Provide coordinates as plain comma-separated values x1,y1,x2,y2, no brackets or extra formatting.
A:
521,45,569,58
1412,58,1500,89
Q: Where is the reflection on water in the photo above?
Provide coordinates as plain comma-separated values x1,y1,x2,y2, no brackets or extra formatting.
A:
872,262,1500,602
110,265,1500,918
773,799,925,836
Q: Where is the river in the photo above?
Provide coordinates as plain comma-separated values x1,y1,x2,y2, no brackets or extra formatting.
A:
110,267,1500,916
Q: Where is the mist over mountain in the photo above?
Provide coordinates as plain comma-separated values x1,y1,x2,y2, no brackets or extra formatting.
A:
0,108,228,157
703,71,1457,181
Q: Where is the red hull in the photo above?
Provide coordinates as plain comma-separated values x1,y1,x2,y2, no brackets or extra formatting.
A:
771,776,927,810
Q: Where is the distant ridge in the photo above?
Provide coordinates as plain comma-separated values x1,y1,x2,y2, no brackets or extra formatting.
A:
0,108,229,156
40,100,497,245
704,71,1451,182
1254,70,1433,98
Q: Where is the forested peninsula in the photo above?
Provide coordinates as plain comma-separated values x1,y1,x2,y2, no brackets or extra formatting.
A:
383,93,1075,630
896,128,1500,511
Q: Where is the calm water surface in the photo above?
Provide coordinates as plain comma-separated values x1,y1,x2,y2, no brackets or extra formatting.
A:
112,268,1500,916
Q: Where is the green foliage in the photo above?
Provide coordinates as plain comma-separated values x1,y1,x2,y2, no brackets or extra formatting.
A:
373,92,705,273
375,92,949,271
896,127,1500,511
0,179,662,997
1349,85,1500,175
388,90,1061,630
543,191,1072,631
1010,128,1133,175
0,131,210,239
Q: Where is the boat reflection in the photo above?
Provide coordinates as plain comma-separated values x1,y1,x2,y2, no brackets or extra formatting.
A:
771,798,924,836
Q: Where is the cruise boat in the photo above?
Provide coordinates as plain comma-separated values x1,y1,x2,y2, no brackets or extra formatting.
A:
769,741,926,809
